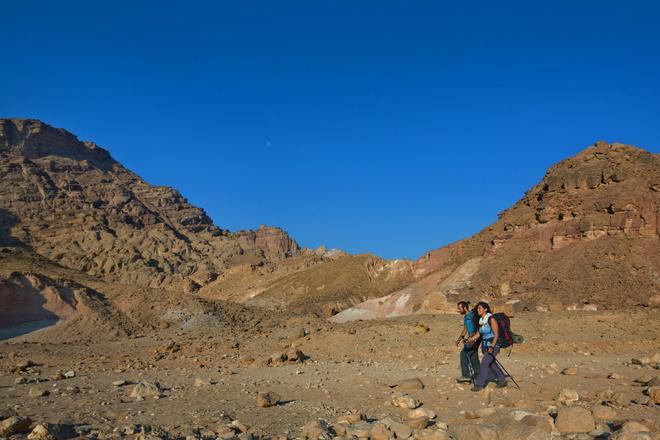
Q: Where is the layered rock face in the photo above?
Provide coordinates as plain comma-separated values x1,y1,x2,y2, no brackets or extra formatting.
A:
0,119,301,290
332,142,659,322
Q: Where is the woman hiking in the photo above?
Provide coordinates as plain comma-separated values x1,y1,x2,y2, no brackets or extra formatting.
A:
465,301,507,391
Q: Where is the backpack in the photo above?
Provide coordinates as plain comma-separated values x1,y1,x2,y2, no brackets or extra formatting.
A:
493,312,514,348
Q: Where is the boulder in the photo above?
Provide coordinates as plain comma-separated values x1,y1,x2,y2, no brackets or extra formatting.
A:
554,407,595,433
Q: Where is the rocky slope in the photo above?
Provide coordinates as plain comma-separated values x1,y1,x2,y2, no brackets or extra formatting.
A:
332,142,660,322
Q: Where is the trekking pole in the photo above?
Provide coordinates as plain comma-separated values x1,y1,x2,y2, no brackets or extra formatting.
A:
466,354,476,387
494,358,521,390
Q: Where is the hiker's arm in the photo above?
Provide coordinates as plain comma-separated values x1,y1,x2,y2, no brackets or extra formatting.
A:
488,316,499,353
455,326,467,346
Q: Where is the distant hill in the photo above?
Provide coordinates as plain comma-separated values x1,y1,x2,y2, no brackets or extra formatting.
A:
332,141,660,322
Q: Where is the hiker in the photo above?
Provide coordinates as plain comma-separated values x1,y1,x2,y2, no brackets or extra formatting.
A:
465,301,507,391
454,301,480,383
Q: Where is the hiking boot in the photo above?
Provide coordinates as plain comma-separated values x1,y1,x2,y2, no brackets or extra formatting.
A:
470,386,483,392
496,380,508,388
456,376,472,383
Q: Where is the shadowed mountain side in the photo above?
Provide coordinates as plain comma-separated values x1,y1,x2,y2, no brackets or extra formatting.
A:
331,142,660,322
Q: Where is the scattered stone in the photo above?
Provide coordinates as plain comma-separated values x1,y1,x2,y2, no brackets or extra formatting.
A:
0,416,33,437
239,357,255,367
558,388,579,405
49,371,65,381
414,323,430,334
287,327,306,341
130,381,163,400
407,407,436,420
608,372,624,380
300,419,331,439
450,424,499,440
611,391,632,407
391,393,421,409
620,421,651,433
561,367,578,375
405,415,429,429
520,414,553,432
27,423,75,440
392,378,425,392
646,386,660,404
256,391,280,408
591,404,616,420
336,412,366,425
193,377,212,387
387,421,413,439
63,370,75,378
347,421,372,438
415,428,450,440
369,422,393,440
465,408,497,419
28,387,49,398
14,377,27,385
554,407,595,433
112,380,128,387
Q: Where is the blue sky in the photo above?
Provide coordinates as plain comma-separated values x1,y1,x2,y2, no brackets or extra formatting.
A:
2,1,659,259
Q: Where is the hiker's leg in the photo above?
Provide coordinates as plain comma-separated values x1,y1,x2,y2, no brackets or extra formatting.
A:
468,346,480,377
460,347,471,378
474,346,492,388
489,346,506,382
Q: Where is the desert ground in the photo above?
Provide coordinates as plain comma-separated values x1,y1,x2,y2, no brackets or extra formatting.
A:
1,308,659,439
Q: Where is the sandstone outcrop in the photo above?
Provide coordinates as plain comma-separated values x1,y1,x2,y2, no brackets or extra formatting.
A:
332,142,659,322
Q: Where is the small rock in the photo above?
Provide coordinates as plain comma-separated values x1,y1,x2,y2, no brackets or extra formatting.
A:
405,415,429,429
129,381,163,400
591,404,616,420
561,367,578,376
14,377,27,385
520,414,553,432
620,421,651,433
392,378,425,392
388,421,413,439
369,423,393,440
28,387,49,398
256,391,280,408
647,386,660,404
63,370,75,378
555,407,595,433
112,380,128,387
300,419,331,439
450,424,499,440
193,377,211,387
391,393,421,409
407,407,436,420
558,388,579,405
0,416,33,437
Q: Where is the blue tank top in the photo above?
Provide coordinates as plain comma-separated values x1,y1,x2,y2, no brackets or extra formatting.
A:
479,313,495,345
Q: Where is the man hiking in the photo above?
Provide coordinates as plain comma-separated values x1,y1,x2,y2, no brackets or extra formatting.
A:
454,300,480,383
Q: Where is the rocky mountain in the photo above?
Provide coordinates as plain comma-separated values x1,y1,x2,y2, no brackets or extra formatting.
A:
0,119,301,291
0,119,412,322
332,141,660,322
